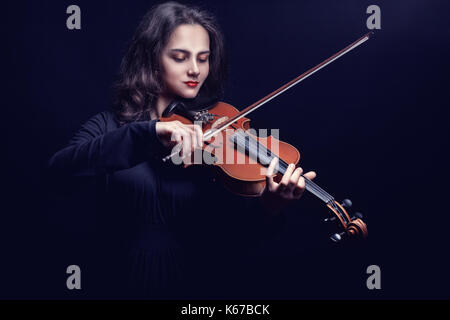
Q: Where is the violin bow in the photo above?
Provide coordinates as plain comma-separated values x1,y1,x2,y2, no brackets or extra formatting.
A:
163,32,374,162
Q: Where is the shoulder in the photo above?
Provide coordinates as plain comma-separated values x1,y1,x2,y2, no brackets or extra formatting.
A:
81,110,121,133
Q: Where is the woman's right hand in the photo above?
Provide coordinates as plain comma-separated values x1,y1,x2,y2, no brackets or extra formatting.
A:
155,120,204,158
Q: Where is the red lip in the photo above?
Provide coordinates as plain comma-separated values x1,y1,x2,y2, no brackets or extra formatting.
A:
184,81,199,87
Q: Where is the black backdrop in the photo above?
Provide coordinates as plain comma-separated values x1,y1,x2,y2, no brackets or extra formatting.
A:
3,0,450,299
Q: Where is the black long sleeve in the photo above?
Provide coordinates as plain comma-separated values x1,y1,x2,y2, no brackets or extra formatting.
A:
45,110,287,298
47,111,167,177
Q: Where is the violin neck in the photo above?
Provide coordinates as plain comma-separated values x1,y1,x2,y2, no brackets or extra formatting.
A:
230,130,335,204
275,158,335,204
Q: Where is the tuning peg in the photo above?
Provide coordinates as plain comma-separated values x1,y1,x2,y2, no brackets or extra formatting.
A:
341,199,352,208
324,216,337,223
351,212,364,220
330,232,346,243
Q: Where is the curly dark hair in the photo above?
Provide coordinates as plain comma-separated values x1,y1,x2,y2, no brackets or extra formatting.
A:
113,1,227,125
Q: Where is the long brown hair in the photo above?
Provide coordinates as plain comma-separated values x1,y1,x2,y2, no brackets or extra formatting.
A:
113,1,227,125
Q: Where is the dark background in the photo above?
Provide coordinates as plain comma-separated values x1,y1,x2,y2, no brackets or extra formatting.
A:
3,0,449,298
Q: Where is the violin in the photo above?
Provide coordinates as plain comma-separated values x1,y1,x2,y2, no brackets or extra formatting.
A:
159,33,373,242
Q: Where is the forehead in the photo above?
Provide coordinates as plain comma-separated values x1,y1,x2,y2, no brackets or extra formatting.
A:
165,24,210,52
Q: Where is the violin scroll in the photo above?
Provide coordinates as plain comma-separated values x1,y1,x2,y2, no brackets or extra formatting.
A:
325,198,368,243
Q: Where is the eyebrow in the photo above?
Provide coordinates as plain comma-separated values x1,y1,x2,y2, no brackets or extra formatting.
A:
169,49,210,55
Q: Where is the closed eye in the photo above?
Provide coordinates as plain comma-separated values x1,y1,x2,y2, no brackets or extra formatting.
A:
172,55,209,63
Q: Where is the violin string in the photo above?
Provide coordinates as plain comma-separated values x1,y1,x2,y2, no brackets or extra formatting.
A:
268,156,333,203
241,131,334,203
303,175,335,202
276,159,333,203
231,130,334,203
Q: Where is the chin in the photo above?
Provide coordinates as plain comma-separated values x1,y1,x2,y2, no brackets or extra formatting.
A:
179,89,200,99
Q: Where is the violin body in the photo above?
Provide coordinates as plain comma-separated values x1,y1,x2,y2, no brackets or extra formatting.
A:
161,101,300,196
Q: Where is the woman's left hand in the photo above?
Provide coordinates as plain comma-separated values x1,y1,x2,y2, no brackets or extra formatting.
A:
260,157,317,214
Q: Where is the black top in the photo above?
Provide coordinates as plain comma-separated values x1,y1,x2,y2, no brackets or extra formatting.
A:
47,110,283,298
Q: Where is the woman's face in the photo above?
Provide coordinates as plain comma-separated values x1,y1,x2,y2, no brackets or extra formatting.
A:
160,24,210,99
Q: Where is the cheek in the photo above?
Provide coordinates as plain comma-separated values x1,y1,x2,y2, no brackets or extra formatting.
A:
161,58,180,78
201,64,210,79
163,68,184,88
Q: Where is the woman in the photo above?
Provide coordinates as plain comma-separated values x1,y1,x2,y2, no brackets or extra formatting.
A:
48,2,316,298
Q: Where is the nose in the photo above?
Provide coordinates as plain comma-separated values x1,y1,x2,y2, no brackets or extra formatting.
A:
187,59,200,78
